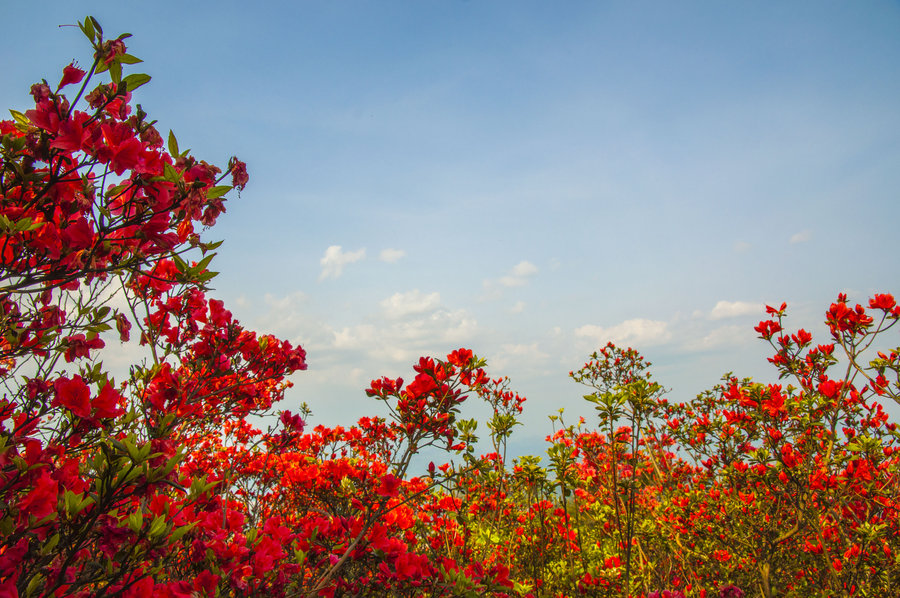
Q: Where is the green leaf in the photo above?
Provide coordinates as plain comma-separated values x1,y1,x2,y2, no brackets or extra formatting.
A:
122,438,143,463
163,162,179,182
40,534,60,555
118,53,143,65
121,73,151,93
148,515,167,539
206,185,232,199
105,183,130,200
9,110,30,126
196,270,219,283
194,253,216,273
109,62,122,85
25,574,44,598
127,511,143,534
169,521,197,543
201,239,224,252
172,253,188,274
89,16,103,37
11,217,35,232
167,130,179,157
80,17,96,42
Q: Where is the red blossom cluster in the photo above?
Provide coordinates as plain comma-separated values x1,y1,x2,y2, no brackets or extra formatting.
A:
2,15,900,598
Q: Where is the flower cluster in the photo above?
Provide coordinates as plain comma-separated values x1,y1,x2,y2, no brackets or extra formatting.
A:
2,15,898,598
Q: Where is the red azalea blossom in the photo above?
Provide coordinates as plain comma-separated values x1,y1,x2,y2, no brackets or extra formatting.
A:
229,157,249,190
53,375,92,418
58,62,86,90
17,470,59,523
63,333,104,362
5,17,900,598
869,293,897,311
376,474,402,498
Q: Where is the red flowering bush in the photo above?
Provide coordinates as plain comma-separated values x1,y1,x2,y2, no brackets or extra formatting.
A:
0,16,308,597
3,15,899,598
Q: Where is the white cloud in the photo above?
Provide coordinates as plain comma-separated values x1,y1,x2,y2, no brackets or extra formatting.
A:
501,342,549,360
492,342,551,371
379,248,406,263
380,290,441,319
264,291,308,311
329,308,477,364
733,241,751,253
333,324,377,350
319,245,366,280
499,260,539,287
681,324,750,352
510,301,526,314
709,300,762,320
574,318,672,347
790,230,812,244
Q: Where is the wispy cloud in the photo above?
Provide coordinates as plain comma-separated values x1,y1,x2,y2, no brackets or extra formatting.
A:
379,248,406,263
491,342,551,372
319,245,366,280
380,290,441,319
574,318,672,347
499,261,538,288
790,230,812,244
330,308,477,364
681,324,751,352
709,300,762,320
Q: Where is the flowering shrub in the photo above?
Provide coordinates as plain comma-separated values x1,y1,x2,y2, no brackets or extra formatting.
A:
0,16,308,598
2,15,899,598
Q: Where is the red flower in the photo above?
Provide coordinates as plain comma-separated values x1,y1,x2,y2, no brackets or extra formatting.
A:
57,62,86,90
404,373,438,400
754,319,782,339
376,474,401,498
765,302,787,316
229,157,249,190
115,313,132,342
781,443,798,468
93,383,125,419
99,38,127,65
49,111,91,152
26,99,61,133
761,386,785,417
719,585,745,598
62,333,104,363
17,470,59,522
280,409,305,433
101,124,143,175
603,555,621,568
59,217,95,252
818,379,840,399
792,328,812,346
53,375,91,418
447,348,474,367
869,293,896,311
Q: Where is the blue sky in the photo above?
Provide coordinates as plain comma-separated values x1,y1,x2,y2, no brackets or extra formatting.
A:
5,2,900,454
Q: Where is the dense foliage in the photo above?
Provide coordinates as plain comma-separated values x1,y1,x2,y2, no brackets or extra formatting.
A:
1,17,898,598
